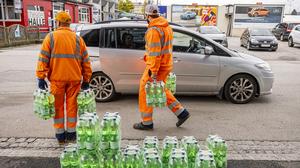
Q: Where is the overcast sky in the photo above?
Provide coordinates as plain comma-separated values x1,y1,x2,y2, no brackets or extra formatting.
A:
133,0,300,13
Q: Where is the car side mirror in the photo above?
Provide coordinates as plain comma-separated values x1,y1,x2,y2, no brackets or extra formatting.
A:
204,46,214,56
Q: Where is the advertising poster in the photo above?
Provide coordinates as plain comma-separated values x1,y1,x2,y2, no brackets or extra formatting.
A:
171,5,218,26
158,6,167,18
233,4,284,28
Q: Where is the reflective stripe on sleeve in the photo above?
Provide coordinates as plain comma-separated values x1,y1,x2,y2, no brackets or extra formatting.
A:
83,57,90,63
75,35,80,58
49,33,54,54
40,50,50,58
148,51,161,57
82,50,88,57
149,42,161,48
38,57,49,63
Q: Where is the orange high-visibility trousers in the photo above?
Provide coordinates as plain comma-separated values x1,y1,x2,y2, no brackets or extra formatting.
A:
51,81,81,134
139,68,185,125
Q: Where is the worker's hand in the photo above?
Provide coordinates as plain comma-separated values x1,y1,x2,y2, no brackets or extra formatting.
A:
81,82,90,90
38,78,48,90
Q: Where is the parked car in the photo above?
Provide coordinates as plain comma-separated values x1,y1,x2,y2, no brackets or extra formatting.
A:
248,8,270,17
240,28,278,51
288,24,300,47
180,11,197,20
79,21,274,104
197,26,228,47
119,12,143,19
272,22,300,41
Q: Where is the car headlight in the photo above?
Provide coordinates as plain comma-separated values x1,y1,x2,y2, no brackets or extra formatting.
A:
250,38,259,43
271,39,278,44
255,62,272,71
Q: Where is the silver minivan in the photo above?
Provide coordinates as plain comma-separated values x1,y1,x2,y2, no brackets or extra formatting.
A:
79,21,274,104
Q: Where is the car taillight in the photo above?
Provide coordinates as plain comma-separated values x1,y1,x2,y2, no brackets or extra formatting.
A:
287,29,292,32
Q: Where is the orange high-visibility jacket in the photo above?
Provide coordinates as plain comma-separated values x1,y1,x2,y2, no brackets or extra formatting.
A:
36,27,92,82
145,16,173,75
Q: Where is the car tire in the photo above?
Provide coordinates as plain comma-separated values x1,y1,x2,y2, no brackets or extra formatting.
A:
288,37,294,47
89,72,116,102
187,15,190,20
224,74,258,104
247,41,251,50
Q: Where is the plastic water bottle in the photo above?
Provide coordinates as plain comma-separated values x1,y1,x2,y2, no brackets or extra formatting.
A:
121,145,142,168
145,82,153,107
60,144,79,168
143,148,162,168
195,149,216,168
80,149,103,168
166,73,176,94
143,136,159,150
168,148,188,168
206,135,227,168
161,136,178,167
181,136,199,168
156,82,167,108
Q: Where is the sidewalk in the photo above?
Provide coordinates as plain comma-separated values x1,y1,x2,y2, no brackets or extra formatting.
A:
1,137,300,168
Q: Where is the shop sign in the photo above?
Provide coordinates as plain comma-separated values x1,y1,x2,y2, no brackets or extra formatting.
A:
28,6,46,26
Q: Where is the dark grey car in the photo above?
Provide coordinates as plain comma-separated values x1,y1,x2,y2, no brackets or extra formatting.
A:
241,28,278,51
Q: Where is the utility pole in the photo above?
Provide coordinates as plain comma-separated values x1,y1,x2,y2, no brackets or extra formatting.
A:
0,0,6,43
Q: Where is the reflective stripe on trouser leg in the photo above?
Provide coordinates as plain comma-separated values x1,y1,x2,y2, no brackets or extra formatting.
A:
66,81,81,133
139,68,154,125
141,112,153,125
53,93,65,134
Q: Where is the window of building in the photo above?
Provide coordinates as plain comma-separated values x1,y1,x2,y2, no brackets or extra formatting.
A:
0,0,21,21
116,27,146,50
79,7,90,23
81,29,100,47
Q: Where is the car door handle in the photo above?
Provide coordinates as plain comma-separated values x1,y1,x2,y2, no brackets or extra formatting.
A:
173,57,181,63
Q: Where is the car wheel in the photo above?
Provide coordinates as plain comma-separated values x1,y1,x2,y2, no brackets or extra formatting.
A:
280,34,284,41
187,15,190,20
90,72,116,102
224,74,258,104
288,37,294,47
247,41,251,50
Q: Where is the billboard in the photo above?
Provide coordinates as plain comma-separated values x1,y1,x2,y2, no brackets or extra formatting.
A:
158,6,167,18
233,4,284,28
171,5,218,26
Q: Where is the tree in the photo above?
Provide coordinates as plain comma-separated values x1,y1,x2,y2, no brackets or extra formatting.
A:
118,0,134,13
291,9,297,15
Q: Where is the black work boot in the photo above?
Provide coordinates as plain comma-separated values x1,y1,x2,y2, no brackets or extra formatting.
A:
176,109,190,127
66,132,76,143
133,122,153,130
55,132,66,145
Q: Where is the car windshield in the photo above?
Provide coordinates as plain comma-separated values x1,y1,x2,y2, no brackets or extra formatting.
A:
288,23,300,29
250,29,273,36
200,26,221,34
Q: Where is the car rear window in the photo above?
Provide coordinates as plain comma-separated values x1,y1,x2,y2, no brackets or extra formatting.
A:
288,23,300,29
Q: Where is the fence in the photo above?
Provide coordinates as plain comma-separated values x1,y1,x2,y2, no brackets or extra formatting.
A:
0,24,44,47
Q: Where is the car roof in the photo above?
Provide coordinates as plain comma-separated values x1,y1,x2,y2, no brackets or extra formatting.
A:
81,20,183,31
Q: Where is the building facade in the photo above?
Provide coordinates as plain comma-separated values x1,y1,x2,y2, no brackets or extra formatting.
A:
0,0,93,33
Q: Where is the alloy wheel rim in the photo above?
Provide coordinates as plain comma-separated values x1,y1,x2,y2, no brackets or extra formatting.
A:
90,75,113,101
229,78,254,102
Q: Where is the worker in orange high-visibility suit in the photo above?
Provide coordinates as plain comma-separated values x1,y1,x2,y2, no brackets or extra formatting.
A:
133,5,190,130
36,11,92,144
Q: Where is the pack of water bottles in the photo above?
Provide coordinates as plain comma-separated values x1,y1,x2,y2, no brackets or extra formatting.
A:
121,145,143,167
161,136,179,167
77,89,97,116
143,148,162,168
181,136,200,168
33,89,55,120
169,148,189,167
195,149,216,168
206,135,228,168
166,72,177,94
99,112,121,157
76,112,101,151
145,81,167,108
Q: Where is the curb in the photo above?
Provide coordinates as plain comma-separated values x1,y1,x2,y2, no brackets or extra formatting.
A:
1,137,300,168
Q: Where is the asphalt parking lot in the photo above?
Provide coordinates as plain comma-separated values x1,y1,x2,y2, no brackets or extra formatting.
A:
0,37,299,141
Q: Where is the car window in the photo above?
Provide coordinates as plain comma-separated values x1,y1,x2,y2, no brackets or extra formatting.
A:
102,29,116,48
81,29,100,47
116,27,146,50
296,26,300,31
173,30,230,56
